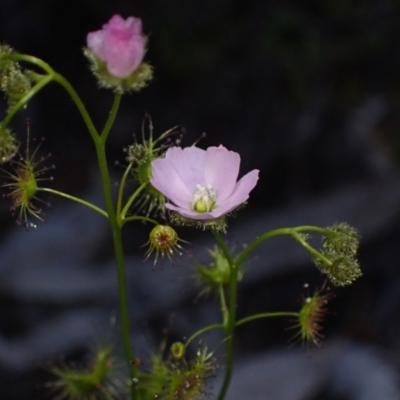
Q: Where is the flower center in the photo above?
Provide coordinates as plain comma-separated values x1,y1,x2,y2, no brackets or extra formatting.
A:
192,184,216,213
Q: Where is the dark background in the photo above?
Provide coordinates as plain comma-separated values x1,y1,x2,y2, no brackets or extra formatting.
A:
1,1,400,399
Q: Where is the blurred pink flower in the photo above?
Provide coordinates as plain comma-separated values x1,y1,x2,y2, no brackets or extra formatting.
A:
87,14,145,78
151,146,259,220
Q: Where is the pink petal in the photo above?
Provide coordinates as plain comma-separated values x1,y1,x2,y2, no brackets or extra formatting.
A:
86,15,145,78
151,158,192,209
210,169,259,217
87,31,106,58
204,146,240,201
164,146,206,190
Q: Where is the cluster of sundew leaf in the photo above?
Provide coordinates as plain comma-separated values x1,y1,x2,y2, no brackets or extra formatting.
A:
313,223,362,286
1,134,54,228
124,117,184,217
135,345,216,400
0,44,32,110
0,126,19,164
47,346,125,400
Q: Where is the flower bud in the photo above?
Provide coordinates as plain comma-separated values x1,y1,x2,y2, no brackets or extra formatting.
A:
144,225,184,264
170,342,185,361
85,14,152,92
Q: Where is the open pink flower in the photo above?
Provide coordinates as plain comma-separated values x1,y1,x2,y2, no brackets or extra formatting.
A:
87,14,145,78
150,146,259,220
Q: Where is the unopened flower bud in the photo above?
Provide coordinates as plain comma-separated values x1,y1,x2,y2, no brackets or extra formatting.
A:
144,225,185,264
85,14,152,92
170,342,185,361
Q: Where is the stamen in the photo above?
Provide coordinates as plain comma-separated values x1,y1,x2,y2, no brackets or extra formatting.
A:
192,184,216,213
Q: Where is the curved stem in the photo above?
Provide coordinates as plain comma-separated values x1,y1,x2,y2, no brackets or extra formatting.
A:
236,312,299,327
122,215,159,226
1,75,53,129
185,323,225,348
38,187,108,218
290,231,332,266
120,182,147,220
8,53,55,74
213,231,237,400
6,54,99,143
52,73,99,143
235,226,332,269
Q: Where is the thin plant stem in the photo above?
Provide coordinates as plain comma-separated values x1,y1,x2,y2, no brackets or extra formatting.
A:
185,323,225,348
8,54,99,144
37,187,108,218
213,231,237,400
95,138,137,400
10,54,137,399
122,215,159,226
101,91,122,140
120,182,147,220
236,312,299,327
235,226,332,269
218,284,228,326
290,231,332,266
1,75,53,129
117,163,134,218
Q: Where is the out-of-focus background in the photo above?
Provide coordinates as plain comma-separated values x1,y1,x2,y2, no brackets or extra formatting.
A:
1,1,400,399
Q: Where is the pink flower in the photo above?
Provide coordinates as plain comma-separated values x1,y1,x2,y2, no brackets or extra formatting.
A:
150,146,259,220
87,14,145,78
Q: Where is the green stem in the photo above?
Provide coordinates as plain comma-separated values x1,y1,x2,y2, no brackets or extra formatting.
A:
122,215,159,226
185,323,225,348
291,231,332,266
235,226,332,269
218,284,228,326
236,312,299,327
37,187,108,218
6,54,98,143
213,231,237,400
95,138,137,399
117,163,134,218
11,54,137,398
52,72,99,143
120,182,147,220
9,54,55,74
101,91,122,141
1,75,53,129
